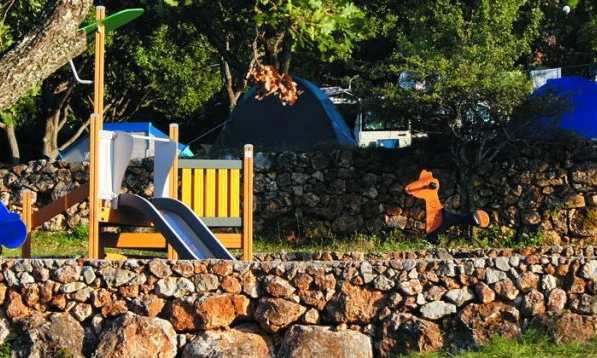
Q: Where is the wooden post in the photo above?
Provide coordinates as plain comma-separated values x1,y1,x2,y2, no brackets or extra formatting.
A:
21,190,32,258
242,145,253,261
89,6,105,259
167,123,179,260
94,6,105,126
88,114,101,259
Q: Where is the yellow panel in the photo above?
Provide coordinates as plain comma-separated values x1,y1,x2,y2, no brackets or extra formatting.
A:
193,169,204,216
181,169,192,207
214,233,242,248
230,169,240,217
205,169,216,217
217,169,228,217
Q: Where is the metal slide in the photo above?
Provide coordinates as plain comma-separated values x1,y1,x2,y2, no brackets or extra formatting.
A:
117,193,235,260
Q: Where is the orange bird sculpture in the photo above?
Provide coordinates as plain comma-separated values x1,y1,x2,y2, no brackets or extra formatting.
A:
406,170,489,245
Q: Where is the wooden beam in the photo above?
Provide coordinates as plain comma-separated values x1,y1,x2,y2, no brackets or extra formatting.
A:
32,182,90,228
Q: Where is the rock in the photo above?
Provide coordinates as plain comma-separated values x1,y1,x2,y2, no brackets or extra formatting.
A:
101,300,128,317
454,302,520,347
541,274,557,291
254,298,307,333
0,314,15,345
263,275,295,298
529,312,597,344
398,279,423,296
82,267,96,285
221,276,242,294
52,265,81,284
278,324,373,358
71,303,93,322
494,257,511,271
301,308,320,324
325,282,385,324
298,290,327,310
155,277,195,298
212,261,234,276
372,275,394,291
475,282,495,304
5,291,28,319
493,278,519,301
546,288,567,312
193,273,220,292
419,301,457,320
521,290,545,317
166,294,250,331
148,259,172,278
13,312,86,358
579,260,597,279
99,267,136,289
485,268,507,284
571,294,597,315
182,323,275,358
515,272,539,292
444,288,475,307
95,312,176,358
131,294,165,317
379,313,443,356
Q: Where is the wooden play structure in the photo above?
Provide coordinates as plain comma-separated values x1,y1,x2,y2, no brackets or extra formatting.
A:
21,6,253,261
406,169,490,244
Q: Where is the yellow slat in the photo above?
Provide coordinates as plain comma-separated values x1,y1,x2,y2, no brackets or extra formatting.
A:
193,169,204,216
205,169,216,217
217,169,228,217
181,168,192,207
214,233,242,248
230,169,240,217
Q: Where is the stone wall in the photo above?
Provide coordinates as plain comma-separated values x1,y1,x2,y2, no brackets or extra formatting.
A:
2,143,597,243
1,247,597,356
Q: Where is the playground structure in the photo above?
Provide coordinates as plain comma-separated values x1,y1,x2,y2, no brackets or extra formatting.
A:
20,6,253,261
0,202,27,249
406,169,490,244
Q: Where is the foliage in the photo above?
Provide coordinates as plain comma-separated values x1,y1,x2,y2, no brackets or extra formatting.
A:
0,342,10,358
405,330,597,357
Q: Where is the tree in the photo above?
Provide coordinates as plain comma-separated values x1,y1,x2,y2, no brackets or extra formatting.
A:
369,0,544,210
0,0,91,163
169,0,366,111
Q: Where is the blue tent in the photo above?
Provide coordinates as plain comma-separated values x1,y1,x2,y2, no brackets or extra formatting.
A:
59,122,193,162
533,77,597,139
213,76,357,150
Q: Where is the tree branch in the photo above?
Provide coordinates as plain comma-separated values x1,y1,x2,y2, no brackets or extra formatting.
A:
0,0,92,111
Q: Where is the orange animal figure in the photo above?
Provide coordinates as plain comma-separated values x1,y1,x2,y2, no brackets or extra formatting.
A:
406,170,490,245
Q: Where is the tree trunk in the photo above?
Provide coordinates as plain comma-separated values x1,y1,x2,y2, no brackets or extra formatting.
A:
4,125,20,165
0,0,91,111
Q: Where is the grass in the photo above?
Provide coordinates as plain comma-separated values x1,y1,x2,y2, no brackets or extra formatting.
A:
404,330,597,357
0,224,552,258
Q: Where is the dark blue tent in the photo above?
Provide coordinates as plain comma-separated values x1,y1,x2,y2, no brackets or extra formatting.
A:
533,77,597,139
213,77,357,150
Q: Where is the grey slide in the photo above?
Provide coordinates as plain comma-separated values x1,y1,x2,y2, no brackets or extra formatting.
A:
117,194,235,260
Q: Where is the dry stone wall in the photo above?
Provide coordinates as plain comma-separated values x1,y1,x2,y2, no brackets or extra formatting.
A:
0,247,596,356
2,143,597,243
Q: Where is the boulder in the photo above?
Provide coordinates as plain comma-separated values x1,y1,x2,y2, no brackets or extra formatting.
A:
325,282,385,324
278,324,373,358
95,312,177,358
378,313,443,356
529,312,597,344
453,302,520,347
419,301,457,320
181,323,274,358
165,294,251,331
253,298,306,333
12,312,87,358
